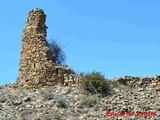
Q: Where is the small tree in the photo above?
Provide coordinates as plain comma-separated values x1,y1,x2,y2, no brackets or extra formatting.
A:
47,39,65,65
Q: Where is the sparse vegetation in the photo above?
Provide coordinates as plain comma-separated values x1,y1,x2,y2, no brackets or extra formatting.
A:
47,39,65,65
121,85,134,91
80,71,111,96
84,96,97,107
110,80,134,92
79,71,135,97
84,99,97,107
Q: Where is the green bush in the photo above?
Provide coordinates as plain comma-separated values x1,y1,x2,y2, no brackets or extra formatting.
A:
80,71,110,96
84,99,97,107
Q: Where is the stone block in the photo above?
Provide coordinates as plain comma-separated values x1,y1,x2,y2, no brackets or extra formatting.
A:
42,47,49,51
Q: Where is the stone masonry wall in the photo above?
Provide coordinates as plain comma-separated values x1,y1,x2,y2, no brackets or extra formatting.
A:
112,75,160,89
18,8,75,89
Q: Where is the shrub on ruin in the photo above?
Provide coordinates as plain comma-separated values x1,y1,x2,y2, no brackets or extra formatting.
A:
80,71,110,96
47,39,65,65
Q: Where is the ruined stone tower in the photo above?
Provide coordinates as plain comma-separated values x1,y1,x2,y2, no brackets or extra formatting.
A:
18,8,75,89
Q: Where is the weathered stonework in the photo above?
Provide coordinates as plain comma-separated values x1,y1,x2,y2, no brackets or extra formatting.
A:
18,8,75,89
112,75,160,89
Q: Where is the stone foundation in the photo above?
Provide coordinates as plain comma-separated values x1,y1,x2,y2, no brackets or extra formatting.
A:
112,75,160,89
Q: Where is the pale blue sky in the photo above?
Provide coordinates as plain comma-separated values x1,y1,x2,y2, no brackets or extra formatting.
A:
1,0,160,85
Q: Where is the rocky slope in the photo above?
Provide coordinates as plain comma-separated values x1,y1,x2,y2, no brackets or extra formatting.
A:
0,78,159,120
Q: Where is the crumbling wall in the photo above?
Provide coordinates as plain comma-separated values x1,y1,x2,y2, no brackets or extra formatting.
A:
18,8,75,89
112,76,160,89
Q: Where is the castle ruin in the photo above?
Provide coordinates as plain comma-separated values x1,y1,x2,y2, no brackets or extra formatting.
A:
18,8,75,89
